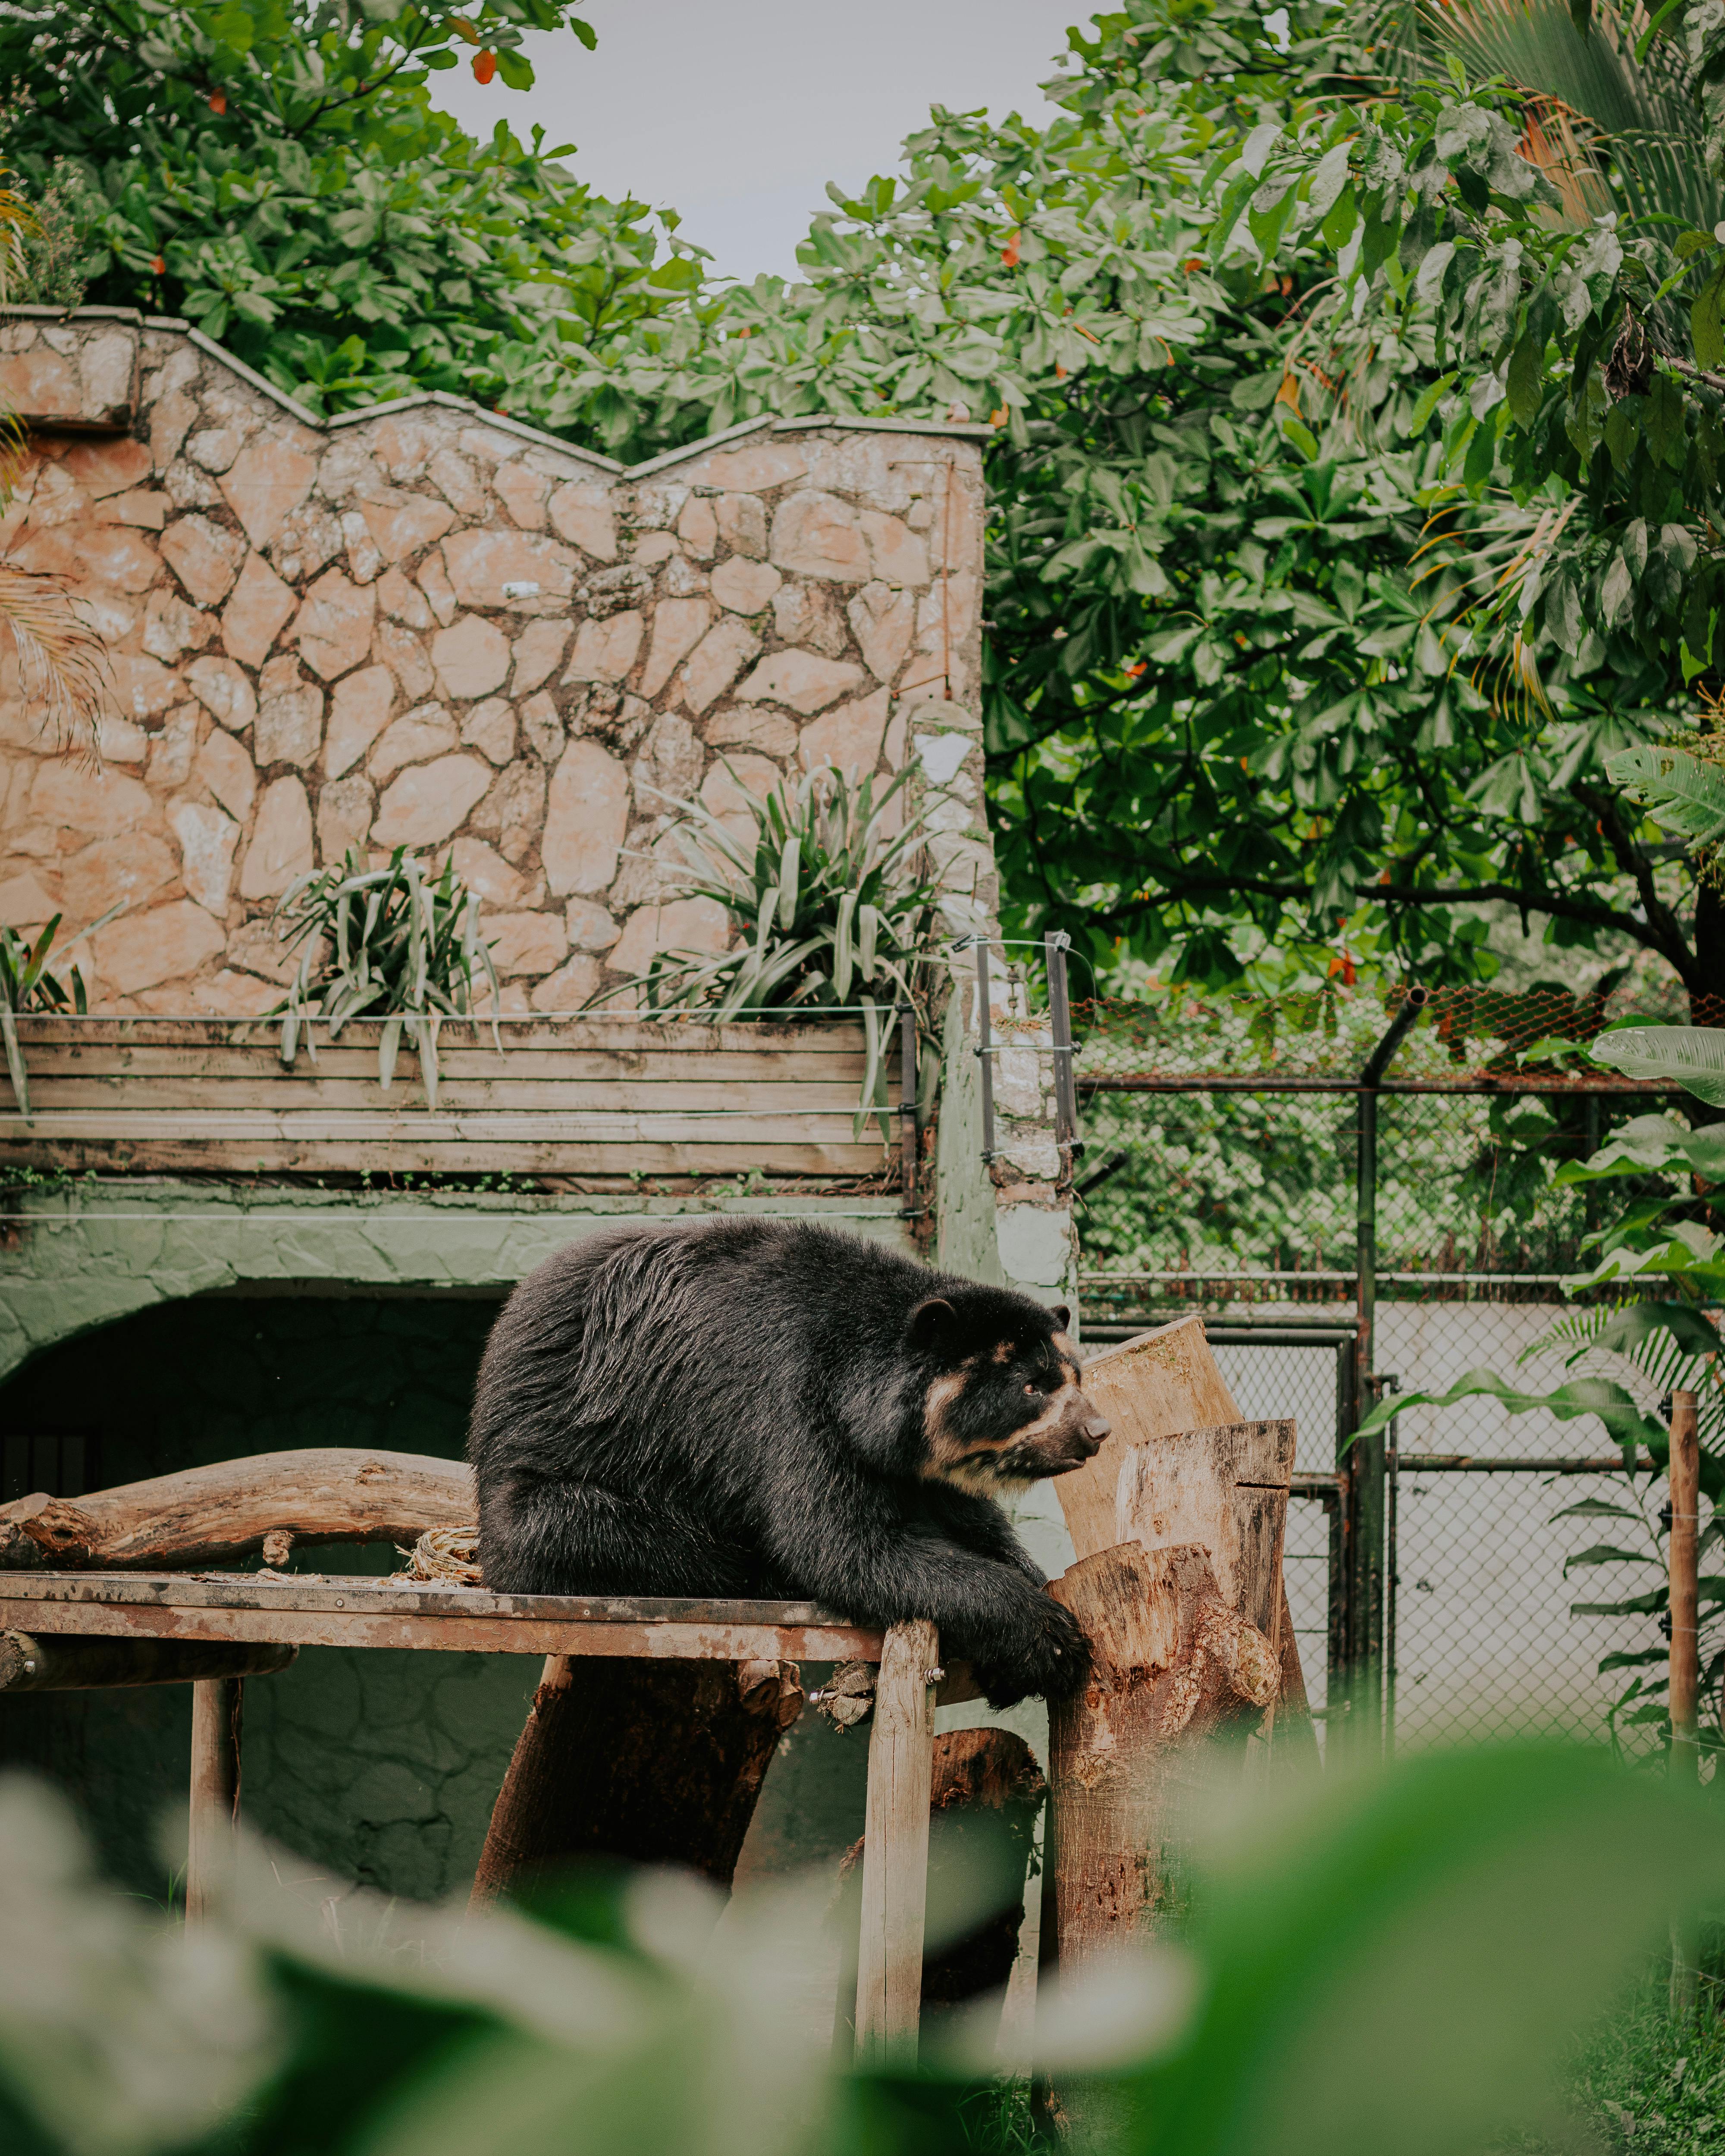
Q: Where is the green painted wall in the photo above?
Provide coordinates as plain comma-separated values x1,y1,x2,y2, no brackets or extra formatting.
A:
0,1291,867,1906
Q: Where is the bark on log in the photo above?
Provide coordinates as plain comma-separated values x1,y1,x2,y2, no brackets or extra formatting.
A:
1059,1317,1244,1561
1046,1542,1278,1971
0,1630,296,1690
470,1653,803,1905
0,1449,474,1570
832,1727,1047,2053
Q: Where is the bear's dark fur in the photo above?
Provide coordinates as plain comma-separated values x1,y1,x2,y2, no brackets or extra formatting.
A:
467,1219,1111,1706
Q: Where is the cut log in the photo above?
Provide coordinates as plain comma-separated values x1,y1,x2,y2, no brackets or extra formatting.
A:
1061,1316,1243,1561
1047,1542,1278,1971
0,1630,295,1690
833,1727,1048,2054
1114,1419,1295,1636
0,1448,474,1571
470,1652,803,1905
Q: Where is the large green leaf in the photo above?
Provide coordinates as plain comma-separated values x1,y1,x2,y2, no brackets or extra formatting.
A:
1604,743,1725,845
1590,1024,1725,1106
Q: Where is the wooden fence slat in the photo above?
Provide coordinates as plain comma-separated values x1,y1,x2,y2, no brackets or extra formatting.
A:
0,1078,898,1114
854,1617,938,2066
1,1047,883,1084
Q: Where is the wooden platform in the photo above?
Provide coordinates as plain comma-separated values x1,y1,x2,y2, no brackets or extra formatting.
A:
0,1015,908,1178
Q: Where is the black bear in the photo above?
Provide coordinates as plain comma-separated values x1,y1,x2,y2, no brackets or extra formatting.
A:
467,1219,1110,1706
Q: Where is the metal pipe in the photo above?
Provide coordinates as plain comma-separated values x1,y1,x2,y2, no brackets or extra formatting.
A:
1079,1077,1666,1096
974,939,996,1165
1396,1452,1659,1474
1360,984,1431,1089
1044,931,1080,1158
897,1004,917,1213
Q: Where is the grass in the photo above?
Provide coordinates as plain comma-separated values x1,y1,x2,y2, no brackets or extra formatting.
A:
1507,1965,1725,2153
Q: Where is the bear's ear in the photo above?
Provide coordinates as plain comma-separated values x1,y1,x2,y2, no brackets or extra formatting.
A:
907,1297,957,1352
1051,1304,1072,1334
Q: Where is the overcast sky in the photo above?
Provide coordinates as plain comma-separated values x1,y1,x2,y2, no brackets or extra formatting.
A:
431,0,1082,283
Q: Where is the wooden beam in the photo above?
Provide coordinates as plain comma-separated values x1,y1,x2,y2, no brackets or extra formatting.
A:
186,1676,242,1925
0,1449,474,1571
471,1653,803,1904
0,1630,295,1690
854,1618,938,2067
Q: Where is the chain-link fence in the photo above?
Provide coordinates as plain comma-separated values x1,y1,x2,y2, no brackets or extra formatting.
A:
1074,983,1694,1756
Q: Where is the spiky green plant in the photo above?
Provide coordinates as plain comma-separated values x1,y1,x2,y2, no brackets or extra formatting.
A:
273,848,501,1110
0,912,93,1118
612,762,948,1138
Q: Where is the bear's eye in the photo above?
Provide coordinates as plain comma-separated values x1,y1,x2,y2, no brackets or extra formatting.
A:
1023,1381,1041,1397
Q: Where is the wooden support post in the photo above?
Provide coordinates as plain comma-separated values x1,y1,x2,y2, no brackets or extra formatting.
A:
1046,1543,1277,1971
1669,1388,1700,2019
471,1653,803,1905
854,1618,938,2067
186,1675,243,1925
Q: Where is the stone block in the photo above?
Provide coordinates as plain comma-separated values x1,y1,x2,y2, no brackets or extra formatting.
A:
62,831,176,921
316,774,375,867
485,909,567,978
693,442,807,492
511,618,569,697
370,417,436,484
238,775,315,899
30,759,151,837
417,552,459,628
564,896,620,952
142,590,214,663
461,698,516,767
735,648,863,714
103,488,168,530
0,868,59,927
358,489,457,566
181,657,255,735
662,553,709,600
715,492,768,558
255,658,324,768
769,490,869,582
374,616,437,702
341,511,383,586
111,652,180,721
564,611,644,686
800,686,890,776
859,509,930,587
371,705,460,783
442,527,577,610
78,523,162,596
218,436,317,551
0,332,135,429
703,706,798,758
529,953,602,1011
543,738,629,897
295,566,376,682
493,461,549,530
632,711,702,818
159,514,247,608
639,595,712,700
518,689,564,766
673,617,760,715
847,581,917,683
472,760,547,868
698,752,777,846
772,580,850,658
547,481,616,560
676,494,718,558
270,499,345,586
225,916,299,985
91,714,148,764
62,437,154,499
433,615,511,701
710,557,781,615
428,447,488,519
377,566,435,629
196,729,257,823
606,894,731,976
171,802,240,913
92,899,225,997
145,708,199,789
450,837,528,908
371,754,492,849
221,552,297,669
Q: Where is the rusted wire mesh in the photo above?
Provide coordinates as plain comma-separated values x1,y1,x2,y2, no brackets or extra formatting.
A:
1075,979,1701,1087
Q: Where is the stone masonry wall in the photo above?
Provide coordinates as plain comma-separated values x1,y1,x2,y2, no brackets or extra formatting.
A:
0,308,990,1012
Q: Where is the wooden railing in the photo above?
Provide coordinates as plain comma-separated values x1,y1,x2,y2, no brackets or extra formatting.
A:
0,1015,906,1182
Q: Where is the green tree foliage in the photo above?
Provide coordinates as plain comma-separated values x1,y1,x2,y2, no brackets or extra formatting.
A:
16,0,1725,1001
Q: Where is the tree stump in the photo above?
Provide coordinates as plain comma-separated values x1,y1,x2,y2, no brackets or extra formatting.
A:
1045,1541,1278,1970
470,1652,803,1905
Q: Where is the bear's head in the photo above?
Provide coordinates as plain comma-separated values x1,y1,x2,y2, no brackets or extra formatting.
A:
909,1293,1110,1493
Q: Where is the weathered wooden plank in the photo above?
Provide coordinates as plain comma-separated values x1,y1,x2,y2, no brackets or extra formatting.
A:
1060,1318,1244,1561
0,1138,891,1175
854,1617,938,2067
0,1078,900,1115
0,1597,883,1661
2,1049,888,1085
7,1017,873,1054
0,1572,844,1622
0,1109,894,1144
